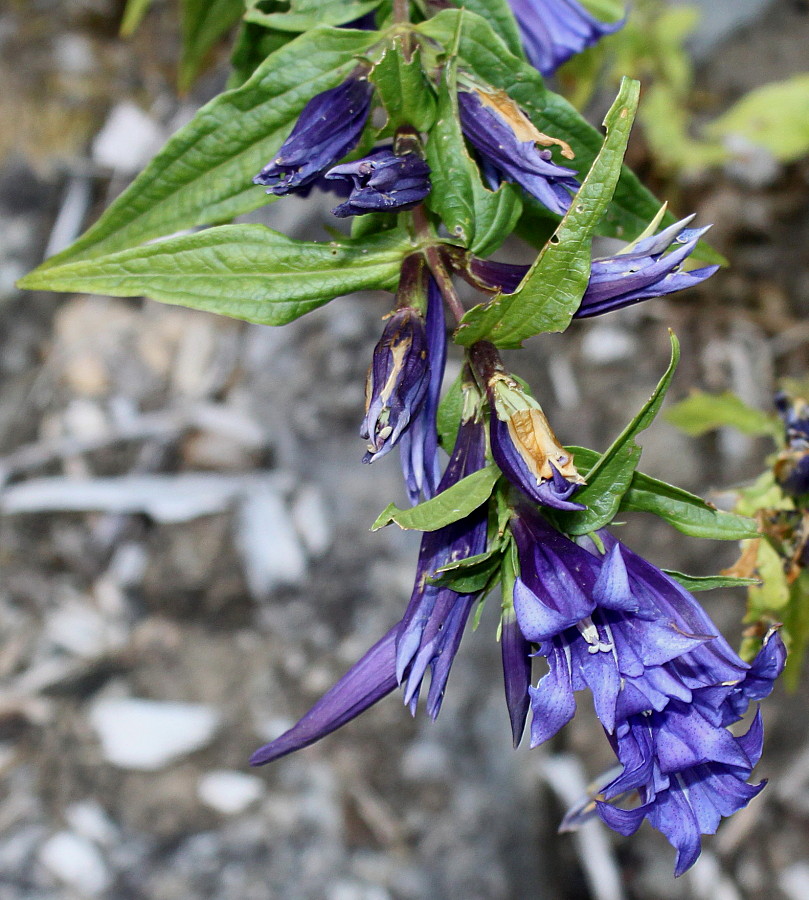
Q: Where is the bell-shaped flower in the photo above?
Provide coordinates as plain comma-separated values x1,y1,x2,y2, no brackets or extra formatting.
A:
458,88,579,215
593,704,768,876
253,76,374,195
468,215,718,316
250,627,398,765
509,0,625,77
397,277,447,504
326,149,431,217
396,412,490,717
361,305,430,464
487,373,585,509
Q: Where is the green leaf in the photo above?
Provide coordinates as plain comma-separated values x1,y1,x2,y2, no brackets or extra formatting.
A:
30,27,379,271
566,443,758,539
120,0,155,35
370,40,437,137
425,47,522,256
665,391,780,438
454,77,639,348
555,332,680,535
447,0,525,59
706,75,809,164
371,465,500,531
18,225,410,325
430,549,504,593
621,474,758,540
179,0,245,92
436,371,465,452
228,19,294,89
747,538,791,612
783,569,809,690
244,0,382,31
736,471,794,518
663,571,759,592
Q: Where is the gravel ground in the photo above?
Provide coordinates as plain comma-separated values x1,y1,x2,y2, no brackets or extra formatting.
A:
2,2,809,899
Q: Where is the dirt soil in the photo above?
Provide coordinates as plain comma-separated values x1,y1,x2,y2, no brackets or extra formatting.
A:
1,2,809,899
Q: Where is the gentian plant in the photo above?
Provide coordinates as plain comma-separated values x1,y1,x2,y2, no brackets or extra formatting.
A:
20,0,784,877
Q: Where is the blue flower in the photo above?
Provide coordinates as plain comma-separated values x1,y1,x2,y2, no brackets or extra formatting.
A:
250,405,489,765
396,412,489,716
508,513,784,875
396,276,447,504
253,76,373,195
467,215,719,315
509,0,625,77
485,371,585,510
250,626,398,765
500,607,533,746
458,89,579,215
326,149,431,217
775,392,809,496
361,305,431,464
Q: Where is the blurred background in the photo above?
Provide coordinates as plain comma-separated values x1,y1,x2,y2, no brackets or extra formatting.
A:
1,1,809,898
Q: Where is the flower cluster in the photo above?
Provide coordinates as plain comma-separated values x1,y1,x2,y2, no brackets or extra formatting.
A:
242,0,781,878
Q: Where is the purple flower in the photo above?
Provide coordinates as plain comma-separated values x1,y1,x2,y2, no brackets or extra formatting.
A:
326,149,431,217
775,392,809,496
578,217,720,318
486,372,585,509
591,705,767,876
361,305,430,464
458,89,579,216
501,608,533,746
250,626,398,765
253,76,373,195
468,215,719,315
397,277,447,504
396,414,489,716
509,0,625,77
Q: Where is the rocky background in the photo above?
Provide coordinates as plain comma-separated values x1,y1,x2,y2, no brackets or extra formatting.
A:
2,1,809,898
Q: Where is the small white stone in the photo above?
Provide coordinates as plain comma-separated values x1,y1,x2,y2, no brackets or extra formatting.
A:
197,770,265,815
44,600,113,659
581,324,637,365
92,102,163,174
39,831,111,895
64,801,119,847
291,485,332,557
780,862,809,900
89,697,220,771
235,486,307,598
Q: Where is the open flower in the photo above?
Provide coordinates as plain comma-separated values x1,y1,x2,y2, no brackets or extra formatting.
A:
458,88,579,215
253,76,373,195
468,215,719,315
509,0,625,77
326,149,431,217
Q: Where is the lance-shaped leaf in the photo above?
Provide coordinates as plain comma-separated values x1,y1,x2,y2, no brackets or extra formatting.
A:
568,444,759,540
436,372,465,452
417,10,721,264
120,0,156,35
370,39,437,137
664,571,760,593
244,0,382,32
555,331,679,535
179,0,245,92
31,27,379,271
447,0,525,59
372,465,500,532
454,77,639,348
430,548,504,593
18,225,411,326
424,54,522,256
665,391,780,439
